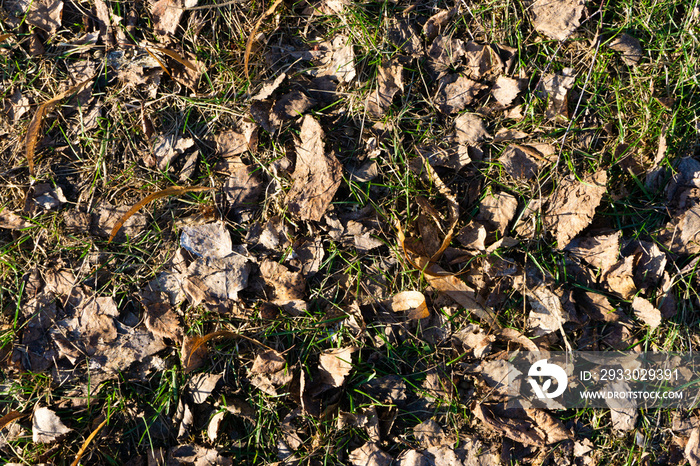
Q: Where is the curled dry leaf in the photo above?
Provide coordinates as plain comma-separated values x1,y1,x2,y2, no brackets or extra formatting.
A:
605,255,637,299
244,0,284,80
391,291,429,320
452,323,495,358
318,346,357,387
544,171,607,248
631,296,662,329
151,0,198,37
387,18,422,56
33,407,72,444
108,186,214,243
464,42,504,80
286,115,342,221
423,8,457,43
530,0,585,41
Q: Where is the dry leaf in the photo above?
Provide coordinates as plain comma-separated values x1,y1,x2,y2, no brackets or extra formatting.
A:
250,349,286,375
631,240,667,292
686,427,700,466
493,128,530,142
499,144,554,180
476,192,518,237
368,59,404,116
492,75,523,107
456,221,487,251
362,375,408,405
541,68,576,120
609,33,643,66
180,222,232,259
436,74,487,114
452,323,495,358
464,42,504,80
270,91,316,128
6,89,30,123
33,407,72,443
577,291,619,322
605,256,637,299
473,403,571,447
260,260,305,301
388,18,422,56
107,186,213,242
413,419,449,449
318,346,356,387
423,8,457,42
530,0,585,41
314,35,356,83
658,205,700,255
215,125,258,157
392,291,430,320
244,0,284,80
606,381,638,431
427,36,466,76
151,0,197,37
0,209,32,230
564,231,620,273
26,0,63,34
170,444,232,466
151,134,194,171
526,285,569,337
455,113,489,146
544,171,607,248
183,254,251,309
631,296,662,329
189,373,222,404
286,115,342,221
349,442,392,466
252,73,286,100
0,411,23,432
143,302,182,341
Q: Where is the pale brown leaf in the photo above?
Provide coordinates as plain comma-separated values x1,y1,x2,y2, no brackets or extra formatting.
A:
349,442,392,466
33,407,72,443
530,0,585,41
464,41,504,80
285,115,342,221
544,171,607,248
367,59,404,117
318,346,356,387
26,0,63,34
564,231,620,273
473,403,571,447
541,68,576,120
189,373,222,404
143,302,182,341
631,296,662,329
436,74,487,114
609,33,643,66
492,75,523,107
686,427,700,466
476,191,518,236
454,113,490,146
151,0,197,37
392,291,430,320
499,143,555,180
605,256,637,299
423,8,457,42
0,209,32,230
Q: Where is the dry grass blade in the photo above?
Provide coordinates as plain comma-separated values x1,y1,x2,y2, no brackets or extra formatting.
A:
0,411,23,431
107,186,214,243
69,417,109,466
150,45,198,71
25,77,95,177
244,0,284,81
417,155,459,262
0,33,12,42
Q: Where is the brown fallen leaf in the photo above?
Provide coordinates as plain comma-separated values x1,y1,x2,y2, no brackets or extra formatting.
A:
454,113,490,146
544,171,607,248
180,222,232,259
250,349,293,396
631,240,667,293
609,33,643,66
452,323,495,358
215,125,258,157
0,209,32,230
540,68,576,120
189,373,222,404
427,36,466,77
108,186,214,242
6,88,31,123
314,35,356,83
252,73,286,100
367,59,404,117
244,0,284,80
493,127,530,143
318,346,357,387
387,18,423,56
606,381,638,431
143,301,182,341
436,74,487,114
270,91,316,128
151,0,198,37
473,403,571,447
686,427,700,466
285,115,342,221
526,285,571,341
392,291,430,320
577,290,619,322
564,231,620,273
464,42,504,80
605,255,637,299
26,0,63,34
499,144,554,180
658,205,700,255
476,192,518,237
260,260,305,301
33,406,72,443
631,296,662,329
0,411,23,432
413,419,450,449
492,75,523,107
25,76,95,177
150,133,194,171
423,8,457,42
530,0,586,41
349,442,392,466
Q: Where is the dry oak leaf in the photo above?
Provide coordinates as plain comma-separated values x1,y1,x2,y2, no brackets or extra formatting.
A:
286,115,342,221
544,170,607,248
33,407,72,443
564,231,620,273
609,33,643,66
349,442,392,466
530,0,585,41
631,296,662,329
473,403,572,447
318,346,357,387
367,59,404,117
436,74,487,114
